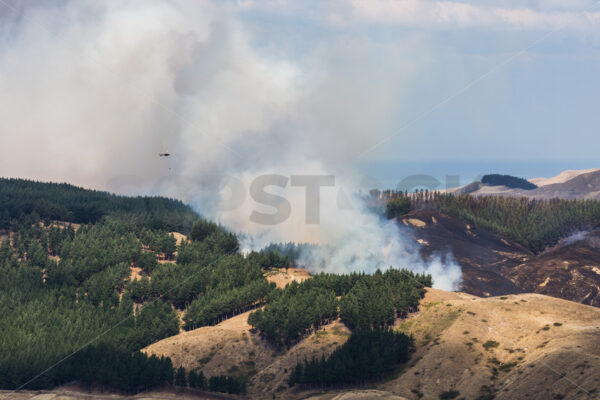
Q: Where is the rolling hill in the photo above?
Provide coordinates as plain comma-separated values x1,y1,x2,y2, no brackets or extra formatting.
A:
143,276,598,400
11,285,597,400
452,168,600,200
530,168,600,187
138,286,600,399
3,177,600,399
399,209,600,306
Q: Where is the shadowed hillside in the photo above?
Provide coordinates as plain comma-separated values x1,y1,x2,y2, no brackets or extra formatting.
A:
399,209,600,306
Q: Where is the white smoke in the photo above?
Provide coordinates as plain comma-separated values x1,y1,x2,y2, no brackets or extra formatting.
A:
292,214,462,292
0,0,461,290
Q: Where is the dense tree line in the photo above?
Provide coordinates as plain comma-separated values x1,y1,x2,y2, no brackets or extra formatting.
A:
339,269,428,329
173,367,244,395
49,219,141,285
187,369,206,389
288,329,413,387
248,283,339,346
246,249,291,270
376,189,600,253
0,198,273,393
260,242,321,266
208,375,247,394
183,279,274,329
0,342,175,393
0,219,182,392
131,251,274,311
0,178,197,231
248,269,430,345
437,194,600,252
481,174,537,190
55,344,175,394
139,228,177,260
125,220,280,318
386,197,411,219
177,229,239,263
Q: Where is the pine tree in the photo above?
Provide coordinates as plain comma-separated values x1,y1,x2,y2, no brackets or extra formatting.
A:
175,366,187,387
187,370,197,388
196,370,206,389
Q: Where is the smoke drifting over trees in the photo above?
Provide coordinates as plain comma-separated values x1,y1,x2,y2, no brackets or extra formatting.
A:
0,0,461,289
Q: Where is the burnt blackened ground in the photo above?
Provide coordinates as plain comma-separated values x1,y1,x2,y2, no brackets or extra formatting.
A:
399,209,600,306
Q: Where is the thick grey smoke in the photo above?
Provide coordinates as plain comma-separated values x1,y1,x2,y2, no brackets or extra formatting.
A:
0,0,461,290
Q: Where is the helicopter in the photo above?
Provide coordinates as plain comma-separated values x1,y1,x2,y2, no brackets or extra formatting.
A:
159,153,170,157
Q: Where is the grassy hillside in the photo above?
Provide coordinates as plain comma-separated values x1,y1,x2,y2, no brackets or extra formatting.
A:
142,287,600,400
384,289,600,400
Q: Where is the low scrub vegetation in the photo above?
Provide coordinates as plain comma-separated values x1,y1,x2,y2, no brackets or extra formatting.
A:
483,340,500,350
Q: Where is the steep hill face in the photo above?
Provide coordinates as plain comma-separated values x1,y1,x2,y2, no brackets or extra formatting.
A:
400,209,528,297
504,230,600,307
400,209,600,306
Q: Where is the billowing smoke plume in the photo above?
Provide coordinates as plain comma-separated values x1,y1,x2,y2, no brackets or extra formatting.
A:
0,0,461,290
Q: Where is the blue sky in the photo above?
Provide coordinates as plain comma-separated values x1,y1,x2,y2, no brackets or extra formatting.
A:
232,0,600,169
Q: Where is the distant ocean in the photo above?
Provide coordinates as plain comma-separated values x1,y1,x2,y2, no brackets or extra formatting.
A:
359,160,600,191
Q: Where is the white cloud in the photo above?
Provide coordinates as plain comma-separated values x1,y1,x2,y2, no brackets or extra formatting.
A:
348,0,600,31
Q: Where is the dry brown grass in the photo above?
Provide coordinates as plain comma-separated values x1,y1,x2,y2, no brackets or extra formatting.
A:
142,307,350,399
382,289,600,400
265,268,311,289
129,266,143,282
5,286,599,400
304,390,409,400
169,232,187,245
141,286,600,400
